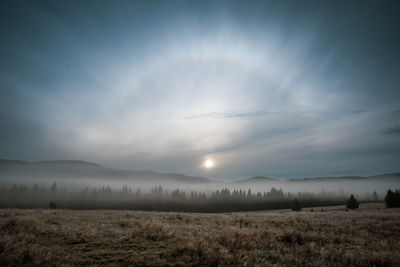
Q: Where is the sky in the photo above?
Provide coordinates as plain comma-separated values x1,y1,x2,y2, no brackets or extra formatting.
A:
0,0,399,180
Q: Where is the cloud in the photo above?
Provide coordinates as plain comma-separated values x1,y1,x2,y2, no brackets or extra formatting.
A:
183,110,281,119
184,107,400,120
381,125,400,135
1,0,400,179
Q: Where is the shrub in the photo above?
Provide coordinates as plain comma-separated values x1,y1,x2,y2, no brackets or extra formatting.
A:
142,221,170,241
279,231,304,245
346,195,359,209
385,189,400,208
291,199,301,211
1,217,38,233
49,200,57,209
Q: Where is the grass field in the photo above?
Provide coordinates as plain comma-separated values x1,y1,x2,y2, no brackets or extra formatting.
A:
0,204,399,266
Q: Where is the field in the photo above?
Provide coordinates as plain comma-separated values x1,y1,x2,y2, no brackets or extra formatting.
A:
0,204,399,266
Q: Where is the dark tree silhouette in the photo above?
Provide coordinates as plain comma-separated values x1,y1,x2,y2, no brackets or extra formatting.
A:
50,182,57,193
49,200,57,209
372,191,379,202
385,189,400,208
346,195,359,209
291,198,301,211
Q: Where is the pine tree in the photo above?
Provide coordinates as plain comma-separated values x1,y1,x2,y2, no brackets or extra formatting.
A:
372,191,379,202
384,189,400,208
346,195,359,209
291,198,301,211
50,182,57,193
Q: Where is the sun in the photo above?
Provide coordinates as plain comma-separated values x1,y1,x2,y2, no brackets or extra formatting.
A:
203,159,215,169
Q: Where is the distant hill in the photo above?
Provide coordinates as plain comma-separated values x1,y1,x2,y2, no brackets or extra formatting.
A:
236,173,400,195
237,176,278,183
0,159,211,185
285,173,400,183
235,173,400,183
1,159,399,193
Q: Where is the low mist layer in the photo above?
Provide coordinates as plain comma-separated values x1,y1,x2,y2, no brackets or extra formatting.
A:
1,159,398,211
0,159,398,195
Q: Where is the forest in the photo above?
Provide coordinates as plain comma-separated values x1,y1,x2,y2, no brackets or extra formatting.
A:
0,183,386,212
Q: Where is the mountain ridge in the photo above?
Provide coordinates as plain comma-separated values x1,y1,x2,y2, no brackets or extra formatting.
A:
0,159,211,184
0,159,399,184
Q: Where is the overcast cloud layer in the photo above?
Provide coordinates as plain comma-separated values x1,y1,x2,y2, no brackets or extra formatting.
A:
1,0,400,180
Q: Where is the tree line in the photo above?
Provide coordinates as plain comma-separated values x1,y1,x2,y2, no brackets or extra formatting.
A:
0,183,394,212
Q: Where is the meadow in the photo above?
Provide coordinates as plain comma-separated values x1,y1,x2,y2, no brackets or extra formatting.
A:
0,204,399,266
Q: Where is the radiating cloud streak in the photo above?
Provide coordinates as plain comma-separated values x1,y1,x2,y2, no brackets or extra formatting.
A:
0,0,400,179
184,107,400,120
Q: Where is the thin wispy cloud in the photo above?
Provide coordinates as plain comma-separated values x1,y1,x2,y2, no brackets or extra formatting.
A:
184,107,400,120
381,126,400,135
0,0,399,179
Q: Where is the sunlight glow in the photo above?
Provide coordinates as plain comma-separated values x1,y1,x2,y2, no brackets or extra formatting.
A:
203,159,215,169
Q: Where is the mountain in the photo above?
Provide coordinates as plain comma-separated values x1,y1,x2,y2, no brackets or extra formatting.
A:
0,159,211,185
285,173,400,182
234,173,400,194
1,159,399,194
233,173,400,183
237,176,279,183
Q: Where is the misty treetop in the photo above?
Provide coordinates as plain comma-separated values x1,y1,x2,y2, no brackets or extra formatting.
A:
0,183,384,212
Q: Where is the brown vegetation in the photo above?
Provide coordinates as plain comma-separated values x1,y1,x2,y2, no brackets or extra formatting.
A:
0,204,399,266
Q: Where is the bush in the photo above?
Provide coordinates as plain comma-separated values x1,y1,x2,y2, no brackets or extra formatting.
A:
346,195,359,209
385,189,400,208
291,199,301,211
49,200,57,209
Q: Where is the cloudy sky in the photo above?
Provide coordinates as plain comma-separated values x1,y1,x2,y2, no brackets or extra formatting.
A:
1,0,399,179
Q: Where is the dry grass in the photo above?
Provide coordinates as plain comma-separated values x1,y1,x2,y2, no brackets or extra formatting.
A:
0,204,399,266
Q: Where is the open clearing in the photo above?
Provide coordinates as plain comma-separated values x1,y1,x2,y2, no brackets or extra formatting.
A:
0,204,399,266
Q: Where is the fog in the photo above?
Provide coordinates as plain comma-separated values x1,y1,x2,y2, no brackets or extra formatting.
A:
1,160,399,194
0,160,398,211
